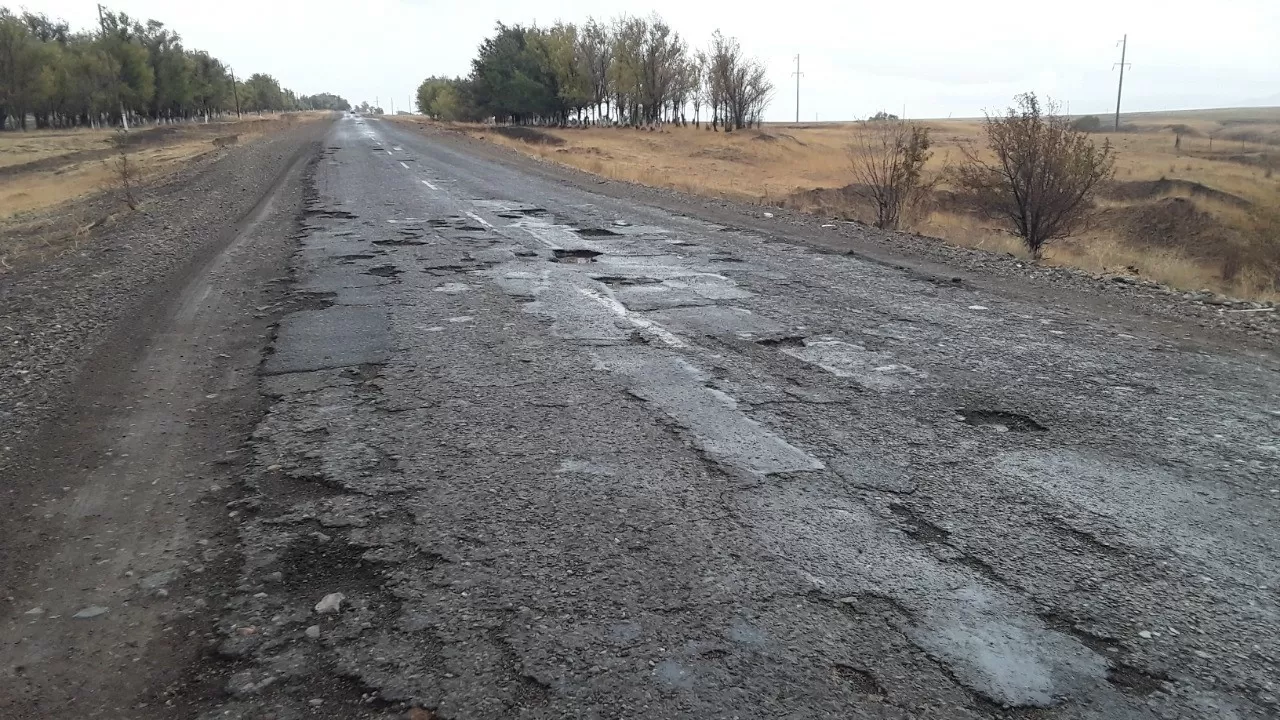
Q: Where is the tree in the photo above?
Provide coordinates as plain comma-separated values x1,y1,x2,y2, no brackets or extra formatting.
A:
706,30,771,131
577,18,612,121
420,14,766,129
952,93,1116,259
0,3,329,129
848,120,935,230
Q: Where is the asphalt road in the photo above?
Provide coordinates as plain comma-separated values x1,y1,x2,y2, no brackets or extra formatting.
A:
207,115,1279,719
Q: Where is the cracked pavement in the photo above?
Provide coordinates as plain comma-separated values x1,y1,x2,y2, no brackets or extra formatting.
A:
206,115,1280,719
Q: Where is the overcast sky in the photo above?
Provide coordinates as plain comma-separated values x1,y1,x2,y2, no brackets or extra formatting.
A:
26,0,1280,120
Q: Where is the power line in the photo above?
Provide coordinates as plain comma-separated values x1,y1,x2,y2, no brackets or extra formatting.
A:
1113,34,1130,131
792,55,803,124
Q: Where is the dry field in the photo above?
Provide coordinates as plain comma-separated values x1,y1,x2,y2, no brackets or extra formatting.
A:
0,112,328,269
398,108,1280,300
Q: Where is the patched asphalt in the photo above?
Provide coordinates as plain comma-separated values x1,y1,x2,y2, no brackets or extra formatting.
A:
203,115,1280,719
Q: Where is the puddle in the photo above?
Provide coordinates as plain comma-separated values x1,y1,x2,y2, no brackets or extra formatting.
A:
552,249,602,264
365,265,402,277
959,409,1047,433
577,228,622,237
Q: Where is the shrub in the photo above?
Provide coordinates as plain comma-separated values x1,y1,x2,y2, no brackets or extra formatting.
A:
951,93,1115,259
847,121,935,230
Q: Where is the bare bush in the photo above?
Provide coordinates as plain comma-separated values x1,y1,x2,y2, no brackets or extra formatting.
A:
110,130,139,211
848,120,935,230
952,93,1115,259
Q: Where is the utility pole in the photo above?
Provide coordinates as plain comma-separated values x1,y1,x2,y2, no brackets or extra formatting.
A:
230,68,241,119
1113,34,1130,131
792,55,802,124
391,97,395,115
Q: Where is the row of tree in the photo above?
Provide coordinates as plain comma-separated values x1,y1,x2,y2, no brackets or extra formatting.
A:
0,6,348,131
417,15,773,130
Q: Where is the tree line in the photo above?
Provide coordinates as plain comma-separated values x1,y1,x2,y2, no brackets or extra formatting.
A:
0,5,349,131
416,15,773,131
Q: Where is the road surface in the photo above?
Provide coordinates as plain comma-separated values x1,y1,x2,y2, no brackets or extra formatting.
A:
7,114,1280,718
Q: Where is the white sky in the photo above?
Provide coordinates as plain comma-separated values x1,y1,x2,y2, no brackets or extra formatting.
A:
26,0,1280,120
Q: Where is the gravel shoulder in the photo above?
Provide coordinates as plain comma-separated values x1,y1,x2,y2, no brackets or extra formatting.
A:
413,124,1279,356
0,117,331,718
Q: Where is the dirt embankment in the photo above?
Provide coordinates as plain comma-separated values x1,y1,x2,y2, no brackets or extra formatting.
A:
0,117,331,463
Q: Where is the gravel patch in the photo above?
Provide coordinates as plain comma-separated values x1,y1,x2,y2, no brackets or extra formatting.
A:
0,119,331,467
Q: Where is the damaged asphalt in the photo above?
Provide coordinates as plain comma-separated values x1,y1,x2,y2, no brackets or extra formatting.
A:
201,115,1279,719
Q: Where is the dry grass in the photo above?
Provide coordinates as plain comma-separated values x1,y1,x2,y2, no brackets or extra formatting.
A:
0,112,324,221
0,112,329,271
407,109,1280,300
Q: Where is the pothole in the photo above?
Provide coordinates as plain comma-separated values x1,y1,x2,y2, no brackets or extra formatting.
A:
577,228,622,237
958,409,1047,433
832,664,886,697
552,249,602,264
305,209,359,220
755,335,806,348
337,254,375,261
709,255,745,263
373,238,427,246
365,265,402,277
495,207,547,219
1107,664,1171,696
594,275,662,287
888,503,950,543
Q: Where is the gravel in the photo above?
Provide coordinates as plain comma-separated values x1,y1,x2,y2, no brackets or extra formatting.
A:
0,120,330,471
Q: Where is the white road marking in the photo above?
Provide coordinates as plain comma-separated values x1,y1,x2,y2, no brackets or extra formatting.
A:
465,212,492,228
578,287,685,348
422,180,438,190
399,161,410,169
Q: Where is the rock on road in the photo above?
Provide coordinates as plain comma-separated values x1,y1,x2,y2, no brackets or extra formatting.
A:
9,113,1280,719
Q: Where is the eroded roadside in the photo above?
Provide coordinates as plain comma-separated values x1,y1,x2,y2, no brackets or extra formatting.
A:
0,119,331,718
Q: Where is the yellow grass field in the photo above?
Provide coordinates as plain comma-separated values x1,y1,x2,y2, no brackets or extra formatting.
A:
0,113,327,222
0,112,331,271
397,108,1280,300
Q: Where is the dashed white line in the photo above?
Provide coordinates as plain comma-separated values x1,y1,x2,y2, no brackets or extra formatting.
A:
421,180,438,190
399,161,410,169
465,212,492,228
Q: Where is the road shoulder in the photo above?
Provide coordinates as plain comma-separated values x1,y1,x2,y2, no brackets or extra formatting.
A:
0,121,328,718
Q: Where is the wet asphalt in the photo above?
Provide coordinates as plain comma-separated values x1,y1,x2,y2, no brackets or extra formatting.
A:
210,115,1280,719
